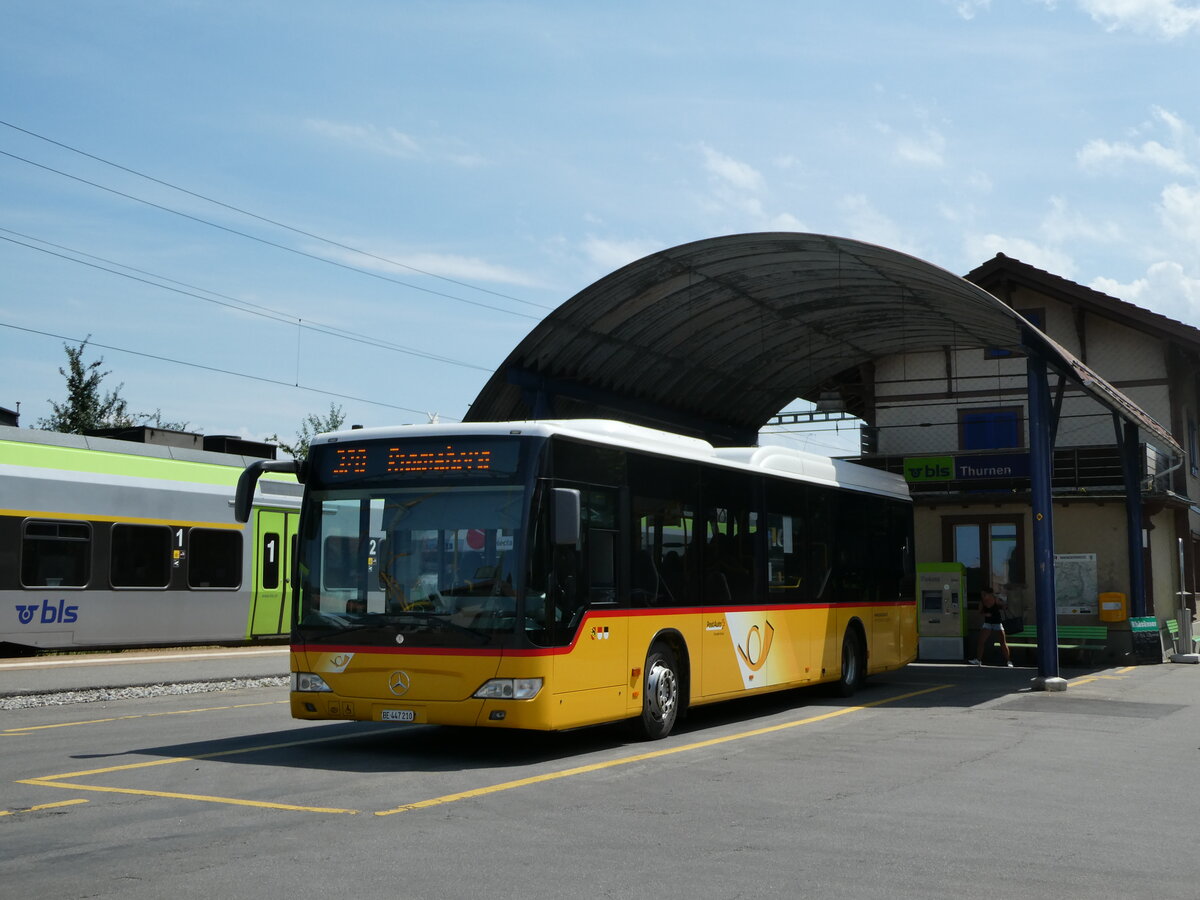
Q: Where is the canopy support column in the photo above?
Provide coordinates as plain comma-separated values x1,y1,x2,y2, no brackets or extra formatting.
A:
1027,346,1067,691
1116,417,1148,618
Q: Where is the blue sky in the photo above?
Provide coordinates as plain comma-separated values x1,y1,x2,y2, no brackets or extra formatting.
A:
3,1,1199,456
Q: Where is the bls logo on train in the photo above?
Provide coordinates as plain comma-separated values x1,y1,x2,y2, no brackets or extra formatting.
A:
14,598,80,626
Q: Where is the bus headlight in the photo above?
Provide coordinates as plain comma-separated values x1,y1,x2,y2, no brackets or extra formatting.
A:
292,672,333,692
473,678,543,700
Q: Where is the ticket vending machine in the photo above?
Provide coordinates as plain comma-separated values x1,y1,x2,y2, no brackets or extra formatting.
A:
917,562,966,660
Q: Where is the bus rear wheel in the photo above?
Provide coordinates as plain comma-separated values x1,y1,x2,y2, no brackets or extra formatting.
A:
639,644,680,740
836,629,865,697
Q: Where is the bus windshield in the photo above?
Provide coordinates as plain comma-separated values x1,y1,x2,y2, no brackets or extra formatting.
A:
296,484,529,648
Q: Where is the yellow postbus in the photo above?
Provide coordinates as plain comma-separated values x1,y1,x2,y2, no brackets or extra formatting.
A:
236,419,916,739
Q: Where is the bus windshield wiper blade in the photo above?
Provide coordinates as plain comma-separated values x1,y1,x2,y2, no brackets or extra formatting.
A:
298,614,392,640
299,611,490,643
388,610,491,642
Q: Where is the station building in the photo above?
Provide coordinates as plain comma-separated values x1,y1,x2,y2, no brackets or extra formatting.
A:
852,253,1200,660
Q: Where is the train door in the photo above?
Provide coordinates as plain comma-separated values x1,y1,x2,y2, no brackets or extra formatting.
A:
249,509,299,637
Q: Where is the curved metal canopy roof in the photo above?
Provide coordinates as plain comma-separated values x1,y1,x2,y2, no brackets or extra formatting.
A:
468,232,1181,455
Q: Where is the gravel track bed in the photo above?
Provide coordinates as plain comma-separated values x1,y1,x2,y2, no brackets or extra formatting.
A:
0,676,289,709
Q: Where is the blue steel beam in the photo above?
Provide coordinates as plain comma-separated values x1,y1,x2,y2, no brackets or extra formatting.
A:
1117,418,1147,617
1026,346,1061,680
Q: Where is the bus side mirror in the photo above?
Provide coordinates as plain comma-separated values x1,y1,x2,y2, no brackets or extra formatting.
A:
235,459,301,522
553,488,581,545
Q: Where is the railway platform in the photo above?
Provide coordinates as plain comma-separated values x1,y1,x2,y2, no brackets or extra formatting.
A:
0,645,289,698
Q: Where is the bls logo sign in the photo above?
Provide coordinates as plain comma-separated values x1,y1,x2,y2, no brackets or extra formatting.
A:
15,599,79,626
904,455,954,483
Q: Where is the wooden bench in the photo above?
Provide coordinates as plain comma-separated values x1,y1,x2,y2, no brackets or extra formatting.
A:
1003,624,1109,665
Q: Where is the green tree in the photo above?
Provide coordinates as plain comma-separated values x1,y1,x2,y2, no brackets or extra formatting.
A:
269,403,347,459
36,339,195,434
37,337,136,433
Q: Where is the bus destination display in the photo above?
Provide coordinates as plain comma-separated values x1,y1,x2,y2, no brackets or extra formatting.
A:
314,439,521,483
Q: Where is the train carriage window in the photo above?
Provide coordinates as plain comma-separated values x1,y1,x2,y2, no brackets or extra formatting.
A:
110,524,171,588
188,529,242,588
21,520,91,587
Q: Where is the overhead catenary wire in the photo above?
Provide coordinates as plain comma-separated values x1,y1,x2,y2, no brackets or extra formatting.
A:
0,147,545,322
0,120,554,314
0,228,495,373
0,321,460,422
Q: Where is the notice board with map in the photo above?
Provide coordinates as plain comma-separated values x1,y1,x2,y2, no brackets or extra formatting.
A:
1054,553,1097,615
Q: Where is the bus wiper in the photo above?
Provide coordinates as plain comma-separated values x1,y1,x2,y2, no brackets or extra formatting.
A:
299,613,393,640
388,610,491,642
298,611,490,643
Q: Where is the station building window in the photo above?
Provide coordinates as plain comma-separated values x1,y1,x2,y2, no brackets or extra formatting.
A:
959,407,1024,450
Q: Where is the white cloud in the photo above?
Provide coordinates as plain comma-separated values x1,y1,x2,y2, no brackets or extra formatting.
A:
839,194,922,257
1078,107,1198,175
700,143,765,193
1159,182,1200,244
875,114,947,168
1041,195,1123,244
895,132,947,167
947,0,993,19
580,236,663,272
965,232,1078,278
1075,0,1200,39
1091,261,1200,325
1078,137,1195,175
694,144,807,232
320,244,544,288
900,125,948,167
305,119,421,157
304,119,487,167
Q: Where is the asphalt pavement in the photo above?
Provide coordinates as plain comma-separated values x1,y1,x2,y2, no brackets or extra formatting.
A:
4,651,1199,899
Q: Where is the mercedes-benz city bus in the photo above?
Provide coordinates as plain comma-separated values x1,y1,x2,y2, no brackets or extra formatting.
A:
236,419,916,739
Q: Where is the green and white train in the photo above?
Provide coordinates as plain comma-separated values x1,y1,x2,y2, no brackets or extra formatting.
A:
0,426,301,655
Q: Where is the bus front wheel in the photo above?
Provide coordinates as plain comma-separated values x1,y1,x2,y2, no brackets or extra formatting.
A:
836,629,865,697
639,644,680,740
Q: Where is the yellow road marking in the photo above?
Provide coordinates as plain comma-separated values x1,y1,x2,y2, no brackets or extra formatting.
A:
18,731,363,814
23,732,360,781
19,684,951,817
1071,673,1128,686
375,684,952,816
0,798,89,816
19,779,356,814
3,700,288,735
